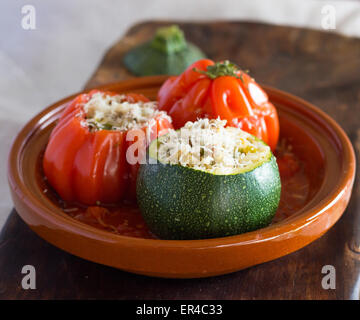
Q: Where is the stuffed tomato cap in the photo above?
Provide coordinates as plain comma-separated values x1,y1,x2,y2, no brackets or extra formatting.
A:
43,90,173,205
158,59,279,151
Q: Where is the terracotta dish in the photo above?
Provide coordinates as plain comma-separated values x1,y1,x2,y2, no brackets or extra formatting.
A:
8,76,356,278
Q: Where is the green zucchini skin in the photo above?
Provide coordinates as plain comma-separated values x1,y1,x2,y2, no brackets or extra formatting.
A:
136,154,281,240
123,42,206,76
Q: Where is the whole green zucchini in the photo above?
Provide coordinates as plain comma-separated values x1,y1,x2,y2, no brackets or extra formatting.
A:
123,25,206,76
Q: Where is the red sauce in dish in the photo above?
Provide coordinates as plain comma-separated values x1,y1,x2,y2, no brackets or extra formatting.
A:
273,138,313,223
37,137,323,239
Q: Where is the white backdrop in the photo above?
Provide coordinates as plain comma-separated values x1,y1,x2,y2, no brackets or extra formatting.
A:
1,0,360,228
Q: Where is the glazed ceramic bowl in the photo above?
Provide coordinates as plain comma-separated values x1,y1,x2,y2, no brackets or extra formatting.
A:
8,76,356,278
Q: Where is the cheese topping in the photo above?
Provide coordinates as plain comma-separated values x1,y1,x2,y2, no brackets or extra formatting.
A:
155,118,271,174
82,92,171,131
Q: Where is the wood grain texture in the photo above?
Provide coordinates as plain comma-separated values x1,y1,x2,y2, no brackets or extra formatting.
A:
1,21,360,300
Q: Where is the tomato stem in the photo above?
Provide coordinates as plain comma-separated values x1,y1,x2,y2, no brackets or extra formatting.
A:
151,25,187,54
193,60,248,81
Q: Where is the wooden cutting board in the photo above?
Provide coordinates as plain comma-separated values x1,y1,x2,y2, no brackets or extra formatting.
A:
1,21,359,299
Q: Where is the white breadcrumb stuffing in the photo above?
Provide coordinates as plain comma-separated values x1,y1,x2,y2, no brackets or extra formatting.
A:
156,118,270,174
81,92,171,131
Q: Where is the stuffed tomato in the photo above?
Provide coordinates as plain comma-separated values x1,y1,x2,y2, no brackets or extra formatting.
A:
137,118,281,240
43,90,173,205
158,59,279,150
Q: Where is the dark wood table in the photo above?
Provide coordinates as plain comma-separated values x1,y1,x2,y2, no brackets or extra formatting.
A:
1,21,359,300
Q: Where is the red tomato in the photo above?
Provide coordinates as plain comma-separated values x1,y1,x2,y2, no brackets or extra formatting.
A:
158,59,279,150
43,90,173,205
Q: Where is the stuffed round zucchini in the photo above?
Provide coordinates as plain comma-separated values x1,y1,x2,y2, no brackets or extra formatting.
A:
136,118,281,240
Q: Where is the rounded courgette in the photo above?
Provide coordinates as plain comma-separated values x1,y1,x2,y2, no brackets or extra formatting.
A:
123,25,206,76
136,124,281,240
